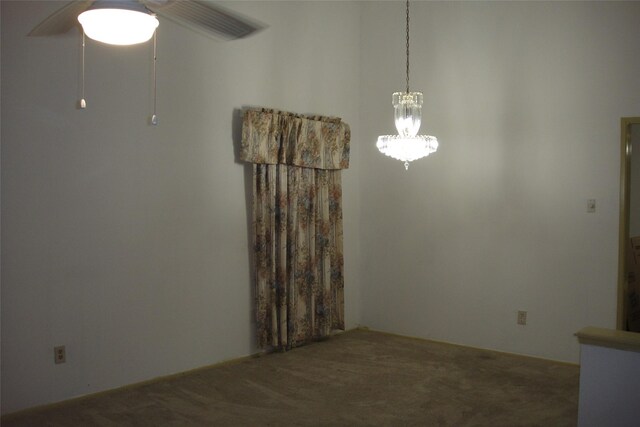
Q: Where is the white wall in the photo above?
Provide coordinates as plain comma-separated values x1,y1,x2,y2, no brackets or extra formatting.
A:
359,1,640,363
577,344,640,427
1,0,362,414
4,0,640,416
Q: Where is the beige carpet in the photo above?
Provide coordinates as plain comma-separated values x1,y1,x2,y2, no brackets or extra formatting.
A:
2,329,579,426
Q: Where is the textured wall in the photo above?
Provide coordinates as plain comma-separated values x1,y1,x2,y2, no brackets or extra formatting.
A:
1,0,362,414
577,343,640,426
4,0,640,416
359,1,640,363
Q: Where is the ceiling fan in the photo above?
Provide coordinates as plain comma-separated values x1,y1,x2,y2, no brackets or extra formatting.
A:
29,1,263,123
29,0,263,45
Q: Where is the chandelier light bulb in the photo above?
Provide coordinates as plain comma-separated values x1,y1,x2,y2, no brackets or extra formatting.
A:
393,92,422,137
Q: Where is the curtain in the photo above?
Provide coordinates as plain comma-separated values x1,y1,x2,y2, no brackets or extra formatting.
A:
241,108,350,350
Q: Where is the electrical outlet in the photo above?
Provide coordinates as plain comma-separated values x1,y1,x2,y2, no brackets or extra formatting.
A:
517,311,527,325
54,346,66,364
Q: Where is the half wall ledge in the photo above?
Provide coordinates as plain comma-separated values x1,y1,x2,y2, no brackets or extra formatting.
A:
576,326,640,353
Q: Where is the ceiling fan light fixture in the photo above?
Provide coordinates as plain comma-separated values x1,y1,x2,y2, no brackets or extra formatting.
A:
78,4,158,46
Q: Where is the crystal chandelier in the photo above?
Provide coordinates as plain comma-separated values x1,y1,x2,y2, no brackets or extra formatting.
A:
377,0,438,170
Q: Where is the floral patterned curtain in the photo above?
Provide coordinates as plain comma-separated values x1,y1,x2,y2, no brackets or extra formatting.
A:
241,108,350,350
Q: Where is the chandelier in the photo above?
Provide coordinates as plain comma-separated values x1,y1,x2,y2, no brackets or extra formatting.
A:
376,0,438,170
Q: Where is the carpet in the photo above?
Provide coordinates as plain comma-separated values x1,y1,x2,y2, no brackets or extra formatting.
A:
2,328,579,426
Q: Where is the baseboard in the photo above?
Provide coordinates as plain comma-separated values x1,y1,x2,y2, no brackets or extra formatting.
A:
362,327,580,367
2,326,364,419
1,349,270,420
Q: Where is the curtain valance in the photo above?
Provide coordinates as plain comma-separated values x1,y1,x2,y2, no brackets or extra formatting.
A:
240,108,350,170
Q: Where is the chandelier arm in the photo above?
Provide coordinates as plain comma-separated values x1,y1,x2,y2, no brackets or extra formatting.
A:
406,0,410,94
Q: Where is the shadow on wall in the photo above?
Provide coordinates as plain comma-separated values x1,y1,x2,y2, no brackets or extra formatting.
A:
232,107,258,353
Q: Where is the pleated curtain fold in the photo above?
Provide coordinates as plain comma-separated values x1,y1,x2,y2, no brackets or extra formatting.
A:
241,108,350,350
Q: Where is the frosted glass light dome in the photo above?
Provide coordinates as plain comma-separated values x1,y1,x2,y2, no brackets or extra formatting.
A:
78,7,159,46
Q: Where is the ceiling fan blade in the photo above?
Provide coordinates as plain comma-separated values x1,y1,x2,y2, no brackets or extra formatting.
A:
143,0,263,40
28,1,94,37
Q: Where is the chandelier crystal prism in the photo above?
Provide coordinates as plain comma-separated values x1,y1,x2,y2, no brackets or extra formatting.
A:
376,0,438,170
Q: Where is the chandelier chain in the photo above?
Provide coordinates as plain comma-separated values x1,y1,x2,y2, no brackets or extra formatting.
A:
406,0,410,94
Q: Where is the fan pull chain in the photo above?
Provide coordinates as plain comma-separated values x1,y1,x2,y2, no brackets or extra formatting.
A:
79,31,87,109
150,30,158,125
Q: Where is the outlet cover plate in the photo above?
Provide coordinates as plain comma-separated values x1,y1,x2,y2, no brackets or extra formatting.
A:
517,311,527,325
54,346,66,364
